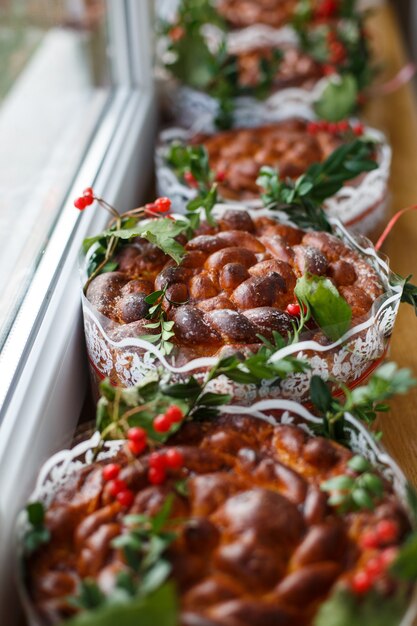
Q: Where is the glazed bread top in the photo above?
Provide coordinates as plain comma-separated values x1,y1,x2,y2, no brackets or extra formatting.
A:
217,0,299,29
235,45,324,92
26,415,410,626
191,120,341,200
86,210,384,361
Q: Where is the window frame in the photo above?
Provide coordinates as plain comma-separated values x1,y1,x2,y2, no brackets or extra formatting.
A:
0,1,156,619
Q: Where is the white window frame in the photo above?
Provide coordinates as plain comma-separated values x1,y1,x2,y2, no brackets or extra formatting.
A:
0,1,156,619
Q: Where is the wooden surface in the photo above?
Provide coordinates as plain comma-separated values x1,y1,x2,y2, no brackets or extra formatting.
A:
365,4,417,484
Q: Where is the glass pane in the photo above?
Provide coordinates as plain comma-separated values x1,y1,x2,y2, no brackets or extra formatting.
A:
0,0,111,349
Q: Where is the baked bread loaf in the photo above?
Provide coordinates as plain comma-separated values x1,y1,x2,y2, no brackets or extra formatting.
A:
191,119,342,200
25,414,411,625
217,0,300,29
86,210,384,364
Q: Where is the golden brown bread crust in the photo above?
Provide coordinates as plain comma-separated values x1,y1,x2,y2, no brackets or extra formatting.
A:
217,0,299,29
192,120,341,200
236,45,324,93
26,415,410,625
86,211,384,362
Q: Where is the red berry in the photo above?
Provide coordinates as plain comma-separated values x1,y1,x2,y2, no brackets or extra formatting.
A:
108,478,127,498
376,520,398,544
169,25,185,42
361,530,380,550
149,452,167,471
286,303,301,316
154,197,172,213
328,122,338,134
102,463,121,482
127,427,147,443
380,547,398,567
307,121,319,135
165,448,184,470
215,170,226,182
148,466,166,485
128,439,147,456
83,187,94,197
351,571,373,594
365,556,384,578
74,196,87,210
323,64,336,76
184,171,198,187
337,120,350,132
317,0,338,18
319,120,329,131
153,414,172,433
353,123,365,137
117,489,134,507
165,405,184,424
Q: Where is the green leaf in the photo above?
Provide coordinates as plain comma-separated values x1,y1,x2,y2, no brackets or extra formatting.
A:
314,585,409,626
27,502,45,526
321,476,355,492
314,74,358,122
295,274,352,341
310,376,333,414
139,559,172,596
352,487,375,510
347,455,370,473
391,532,417,580
102,219,188,264
66,583,177,626
197,392,232,406
69,579,107,610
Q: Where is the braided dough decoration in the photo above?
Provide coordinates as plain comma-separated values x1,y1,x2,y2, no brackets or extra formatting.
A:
86,210,384,366
25,414,411,626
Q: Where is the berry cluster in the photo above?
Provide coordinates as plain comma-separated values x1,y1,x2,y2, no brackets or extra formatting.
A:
351,520,399,594
307,120,364,137
74,187,95,211
327,31,346,66
144,196,172,216
102,463,135,508
153,405,185,434
148,448,185,485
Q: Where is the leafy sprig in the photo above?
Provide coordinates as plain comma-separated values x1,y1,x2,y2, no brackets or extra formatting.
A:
111,496,178,597
321,455,384,513
292,2,374,121
310,362,416,441
165,143,218,228
256,138,378,232
295,274,352,341
161,0,282,128
65,582,177,626
95,350,309,445
398,274,417,316
140,289,177,356
24,502,51,554
68,498,178,617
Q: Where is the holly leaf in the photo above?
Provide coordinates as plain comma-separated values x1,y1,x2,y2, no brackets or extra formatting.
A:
314,74,358,122
65,583,177,626
295,274,352,341
101,219,188,264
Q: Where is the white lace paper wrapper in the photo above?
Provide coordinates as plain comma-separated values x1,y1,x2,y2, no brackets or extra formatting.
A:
155,121,391,238
17,394,416,626
81,207,402,403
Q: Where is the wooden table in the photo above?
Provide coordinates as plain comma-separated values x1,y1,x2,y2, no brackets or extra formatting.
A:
365,4,417,484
